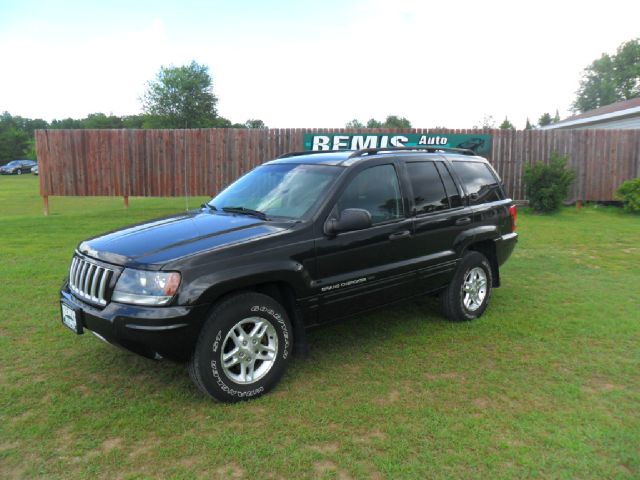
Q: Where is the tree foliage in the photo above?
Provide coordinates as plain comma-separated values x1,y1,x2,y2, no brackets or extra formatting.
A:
245,119,267,129
572,38,640,113
473,115,495,129
616,177,640,214
525,118,533,130
142,61,219,128
345,116,412,129
538,113,552,127
499,117,515,130
523,152,576,213
345,119,365,129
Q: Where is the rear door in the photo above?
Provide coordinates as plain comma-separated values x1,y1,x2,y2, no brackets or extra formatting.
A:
313,161,415,321
401,159,473,293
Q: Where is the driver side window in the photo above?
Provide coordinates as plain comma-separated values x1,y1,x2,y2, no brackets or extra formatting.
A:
336,164,403,224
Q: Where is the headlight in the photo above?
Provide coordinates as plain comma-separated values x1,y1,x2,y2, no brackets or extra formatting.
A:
112,269,181,306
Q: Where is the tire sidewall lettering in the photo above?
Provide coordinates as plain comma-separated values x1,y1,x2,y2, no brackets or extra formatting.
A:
206,302,290,399
250,304,290,360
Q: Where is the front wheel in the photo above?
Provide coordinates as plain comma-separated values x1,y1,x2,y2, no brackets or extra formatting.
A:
16,169,22,175
188,292,293,402
440,251,493,321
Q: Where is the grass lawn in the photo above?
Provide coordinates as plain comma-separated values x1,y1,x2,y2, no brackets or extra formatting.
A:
1,175,639,479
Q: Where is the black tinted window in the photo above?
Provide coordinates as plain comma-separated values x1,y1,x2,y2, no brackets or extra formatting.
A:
406,162,448,214
435,163,463,208
451,161,503,205
337,164,403,224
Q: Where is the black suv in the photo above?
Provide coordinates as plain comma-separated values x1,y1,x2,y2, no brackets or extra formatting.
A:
60,147,517,402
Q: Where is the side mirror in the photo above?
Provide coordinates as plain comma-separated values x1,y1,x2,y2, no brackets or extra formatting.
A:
324,208,372,235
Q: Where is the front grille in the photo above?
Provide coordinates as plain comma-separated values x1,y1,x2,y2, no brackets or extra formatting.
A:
69,256,114,306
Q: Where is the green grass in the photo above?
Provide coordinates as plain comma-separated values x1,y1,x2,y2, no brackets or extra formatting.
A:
1,175,639,479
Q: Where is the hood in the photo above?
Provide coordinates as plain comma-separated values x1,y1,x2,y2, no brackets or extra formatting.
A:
80,211,291,266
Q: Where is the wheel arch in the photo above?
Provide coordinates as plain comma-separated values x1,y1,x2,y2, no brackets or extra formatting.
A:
198,279,308,356
466,239,500,287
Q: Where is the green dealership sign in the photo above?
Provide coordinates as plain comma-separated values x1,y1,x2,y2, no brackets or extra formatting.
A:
304,133,492,156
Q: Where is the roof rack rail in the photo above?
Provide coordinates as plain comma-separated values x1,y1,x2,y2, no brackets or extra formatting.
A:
348,146,476,158
277,150,336,159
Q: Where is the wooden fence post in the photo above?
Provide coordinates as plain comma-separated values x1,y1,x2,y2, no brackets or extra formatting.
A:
43,196,49,216
124,196,129,208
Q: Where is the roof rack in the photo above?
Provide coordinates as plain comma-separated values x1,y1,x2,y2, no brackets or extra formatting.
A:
277,150,338,159
348,146,476,158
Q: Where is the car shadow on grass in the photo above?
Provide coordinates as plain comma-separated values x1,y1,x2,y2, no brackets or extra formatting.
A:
74,295,450,402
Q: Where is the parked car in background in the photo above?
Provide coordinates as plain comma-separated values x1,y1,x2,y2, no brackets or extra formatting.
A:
31,164,39,175
0,160,37,175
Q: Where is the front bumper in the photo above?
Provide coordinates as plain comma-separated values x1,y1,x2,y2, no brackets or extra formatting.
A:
60,286,210,360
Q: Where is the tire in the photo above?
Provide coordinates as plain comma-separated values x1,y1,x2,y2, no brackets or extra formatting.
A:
440,251,493,322
188,292,293,402
16,169,22,175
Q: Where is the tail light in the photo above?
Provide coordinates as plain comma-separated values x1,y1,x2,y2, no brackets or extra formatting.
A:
509,205,517,232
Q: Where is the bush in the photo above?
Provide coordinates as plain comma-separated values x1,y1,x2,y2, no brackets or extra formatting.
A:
616,177,640,213
523,153,576,213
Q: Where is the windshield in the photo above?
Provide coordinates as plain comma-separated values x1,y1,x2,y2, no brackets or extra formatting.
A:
5,161,20,167
209,163,342,220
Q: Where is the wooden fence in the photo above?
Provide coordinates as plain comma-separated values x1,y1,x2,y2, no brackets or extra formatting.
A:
35,128,640,213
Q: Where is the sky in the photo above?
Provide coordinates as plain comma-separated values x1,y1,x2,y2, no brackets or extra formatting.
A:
0,0,638,129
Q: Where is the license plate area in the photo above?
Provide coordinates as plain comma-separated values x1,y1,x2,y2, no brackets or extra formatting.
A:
61,302,84,334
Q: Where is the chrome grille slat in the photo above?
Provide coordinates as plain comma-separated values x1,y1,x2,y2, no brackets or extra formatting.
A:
73,257,82,287
70,258,78,286
68,256,114,306
82,264,93,295
90,266,101,300
98,269,109,301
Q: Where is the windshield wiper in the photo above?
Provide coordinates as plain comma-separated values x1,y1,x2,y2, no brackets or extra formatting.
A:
202,203,217,211
222,206,269,220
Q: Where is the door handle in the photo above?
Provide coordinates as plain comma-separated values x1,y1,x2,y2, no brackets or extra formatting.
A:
389,230,411,240
455,217,472,226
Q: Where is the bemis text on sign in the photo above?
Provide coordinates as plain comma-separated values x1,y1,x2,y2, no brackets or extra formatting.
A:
303,133,492,156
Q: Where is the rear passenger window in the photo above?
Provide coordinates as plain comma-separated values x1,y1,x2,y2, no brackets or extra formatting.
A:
406,162,449,214
435,163,463,208
451,161,503,205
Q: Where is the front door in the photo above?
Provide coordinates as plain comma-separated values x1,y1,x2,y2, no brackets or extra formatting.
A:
313,163,415,322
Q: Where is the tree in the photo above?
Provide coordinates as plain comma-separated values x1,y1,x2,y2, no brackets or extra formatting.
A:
0,112,31,162
382,115,411,128
366,118,383,128
538,113,552,127
499,117,515,130
553,109,561,123
50,117,83,129
614,39,640,99
345,119,365,129
83,113,123,129
572,38,640,113
245,119,267,129
142,61,219,128
525,118,533,130
473,115,495,129
121,115,146,129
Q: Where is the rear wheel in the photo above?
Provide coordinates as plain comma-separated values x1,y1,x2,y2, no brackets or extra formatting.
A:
440,251,493,321
188,292,293,402
16,169,22,175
